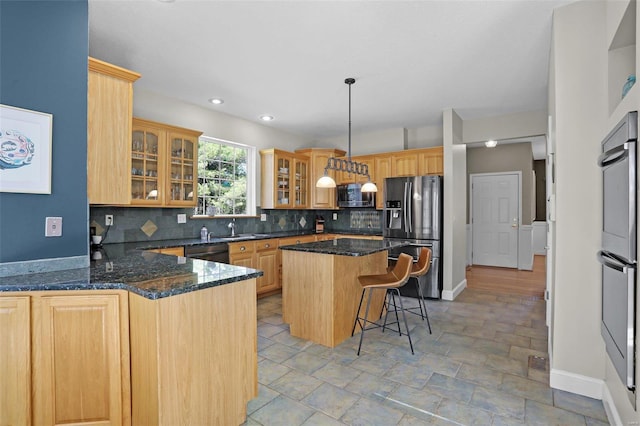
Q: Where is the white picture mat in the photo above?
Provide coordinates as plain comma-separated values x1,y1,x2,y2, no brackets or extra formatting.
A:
0,104,53,194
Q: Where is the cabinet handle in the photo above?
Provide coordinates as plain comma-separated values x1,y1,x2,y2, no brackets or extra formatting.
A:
296,240,301,244
240,246,246,251
265,243,270,248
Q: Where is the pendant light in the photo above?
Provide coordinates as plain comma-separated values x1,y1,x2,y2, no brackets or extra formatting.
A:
316,78,377,192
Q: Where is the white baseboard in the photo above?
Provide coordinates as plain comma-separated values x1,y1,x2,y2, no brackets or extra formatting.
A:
442,278,466,301
602,383,623,426
549,368,604,399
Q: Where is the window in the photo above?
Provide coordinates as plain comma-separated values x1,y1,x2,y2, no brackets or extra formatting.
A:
196,136,255,216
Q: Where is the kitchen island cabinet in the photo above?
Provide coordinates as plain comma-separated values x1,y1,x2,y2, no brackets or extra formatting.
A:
1,290,131,426
280,238,405,347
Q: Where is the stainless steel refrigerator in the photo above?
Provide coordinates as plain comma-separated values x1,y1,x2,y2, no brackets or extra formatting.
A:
383,175,443,299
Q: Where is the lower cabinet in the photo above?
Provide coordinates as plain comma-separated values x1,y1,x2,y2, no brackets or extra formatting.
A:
0,291,130,426
229,240,280,296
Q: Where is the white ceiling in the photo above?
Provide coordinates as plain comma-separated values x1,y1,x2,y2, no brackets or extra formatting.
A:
88,0,569,144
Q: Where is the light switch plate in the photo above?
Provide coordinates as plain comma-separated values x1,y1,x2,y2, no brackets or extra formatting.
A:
45,217,62,237
260,213,267,222
177,214,187,223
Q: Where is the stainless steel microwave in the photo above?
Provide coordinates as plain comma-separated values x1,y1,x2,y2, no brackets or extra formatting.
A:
337,183,376,208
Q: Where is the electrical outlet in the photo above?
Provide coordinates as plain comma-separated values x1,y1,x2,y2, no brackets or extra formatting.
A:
332,212,338,221
260,213,267,222
105,215,114,226
105,261,113,272
177,214,187,224
45,217,62,237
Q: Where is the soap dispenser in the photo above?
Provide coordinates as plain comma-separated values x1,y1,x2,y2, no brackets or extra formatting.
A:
200,225,208,241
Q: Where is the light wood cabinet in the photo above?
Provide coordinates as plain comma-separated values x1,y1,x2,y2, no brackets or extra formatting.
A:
260,149,310,209
391,151,419,176
418,146,444,175
128,280,257,425
0,291,131,426
0,296,31,426
131,118,201,207
296,148,345,209
88,57,140,205
229,241,280,295
374,155,392,209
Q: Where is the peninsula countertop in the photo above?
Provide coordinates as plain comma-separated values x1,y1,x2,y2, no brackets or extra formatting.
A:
279,237,407,256
1,242,262,300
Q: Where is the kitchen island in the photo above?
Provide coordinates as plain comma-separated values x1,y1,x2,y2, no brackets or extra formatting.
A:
0,244,262,426
280,238,406,347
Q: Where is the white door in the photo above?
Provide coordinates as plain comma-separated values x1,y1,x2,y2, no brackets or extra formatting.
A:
471,173,520,268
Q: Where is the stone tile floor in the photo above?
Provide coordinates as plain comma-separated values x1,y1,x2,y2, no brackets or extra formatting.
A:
245,289,609,425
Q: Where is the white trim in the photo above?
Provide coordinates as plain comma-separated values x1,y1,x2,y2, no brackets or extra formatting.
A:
549,368,604,400
532,221,547,255
466,224,472,266
443,278,466,301
602,383,623,426
518,225,533,270
469,171,522,268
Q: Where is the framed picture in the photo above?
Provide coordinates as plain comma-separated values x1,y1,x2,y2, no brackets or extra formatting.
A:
0,104,53,194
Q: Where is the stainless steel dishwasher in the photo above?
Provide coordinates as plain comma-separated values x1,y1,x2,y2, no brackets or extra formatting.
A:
184,243,229,263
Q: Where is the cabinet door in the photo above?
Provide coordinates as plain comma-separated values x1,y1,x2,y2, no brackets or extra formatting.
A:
131,123,163,205
418,147,444,175
32,293,130,426
256,247,279,293
293,157,309,208
374,156,392,209
229,242,256,268
275,154,292,208
167,133,197,206
0,296,31,426
392,153,418,176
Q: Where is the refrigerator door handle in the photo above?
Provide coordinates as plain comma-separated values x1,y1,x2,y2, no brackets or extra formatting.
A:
403,182,409,233
597,143,629,168
407,181,413,233
597,250,633,273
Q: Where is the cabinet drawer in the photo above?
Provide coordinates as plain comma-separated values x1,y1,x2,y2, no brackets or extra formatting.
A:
228,241,256,255
256,239,278,251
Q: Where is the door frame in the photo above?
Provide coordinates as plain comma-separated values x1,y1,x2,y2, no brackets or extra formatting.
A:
469,171,522,268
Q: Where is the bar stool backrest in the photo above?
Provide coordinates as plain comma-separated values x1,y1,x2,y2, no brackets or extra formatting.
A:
411,247,432,278
390,253,413,287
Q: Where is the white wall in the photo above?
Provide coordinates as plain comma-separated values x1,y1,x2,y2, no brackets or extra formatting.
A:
442,108,467,300
549,0,608,399
463,110,548,143
314,127,406,155
406,125,444,149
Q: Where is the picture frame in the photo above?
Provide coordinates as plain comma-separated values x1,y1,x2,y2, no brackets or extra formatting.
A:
0,104,53,194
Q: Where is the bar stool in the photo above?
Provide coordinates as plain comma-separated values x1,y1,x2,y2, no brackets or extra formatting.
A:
351,253,414,356
408,247,433,334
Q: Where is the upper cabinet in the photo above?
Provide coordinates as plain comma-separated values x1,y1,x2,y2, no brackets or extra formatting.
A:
418,147,444,175
391,152,419,176
335,155,375,185
131,118,201,207
260,149,309,209
87,57,140,205
296,148,346,209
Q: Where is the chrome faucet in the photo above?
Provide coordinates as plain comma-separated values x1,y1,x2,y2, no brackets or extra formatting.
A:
207,231,216,242
228,218,236,237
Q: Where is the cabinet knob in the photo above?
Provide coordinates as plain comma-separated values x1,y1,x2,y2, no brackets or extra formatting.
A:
265,243,270,248
296,240,301,244
240,246,246,251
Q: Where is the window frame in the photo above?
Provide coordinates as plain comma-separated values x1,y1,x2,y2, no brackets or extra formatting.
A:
196,135,256,217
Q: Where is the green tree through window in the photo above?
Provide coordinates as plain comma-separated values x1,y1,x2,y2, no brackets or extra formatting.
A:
197,137,253,215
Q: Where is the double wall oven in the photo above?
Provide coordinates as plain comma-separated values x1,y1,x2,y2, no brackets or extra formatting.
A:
597,111,637,395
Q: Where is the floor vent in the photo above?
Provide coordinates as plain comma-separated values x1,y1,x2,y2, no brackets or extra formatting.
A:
528,355,547,371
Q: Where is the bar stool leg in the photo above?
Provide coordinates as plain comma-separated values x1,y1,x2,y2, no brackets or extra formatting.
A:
351,288,366,337
416,281,432,334
357,288,374,356
394,289,414,354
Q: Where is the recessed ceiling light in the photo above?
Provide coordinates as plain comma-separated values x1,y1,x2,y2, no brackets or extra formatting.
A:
208,98,224,105
260,115,274,122
485,140,497,148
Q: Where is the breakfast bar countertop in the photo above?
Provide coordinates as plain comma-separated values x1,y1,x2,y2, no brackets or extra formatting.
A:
279,237,407,256
0,243,262,300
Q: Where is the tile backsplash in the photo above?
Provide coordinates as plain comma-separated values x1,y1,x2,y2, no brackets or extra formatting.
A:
89,207,382,244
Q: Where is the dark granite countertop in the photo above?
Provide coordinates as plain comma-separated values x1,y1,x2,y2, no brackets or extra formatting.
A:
279,238,407,256
0,230,383,299
1,243,262,300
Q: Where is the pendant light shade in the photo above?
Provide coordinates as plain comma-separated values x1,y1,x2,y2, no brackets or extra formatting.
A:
316,78,378,193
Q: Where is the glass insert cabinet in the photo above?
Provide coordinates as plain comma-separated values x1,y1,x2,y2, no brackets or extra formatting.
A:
131,118,202,207
260,148,309,209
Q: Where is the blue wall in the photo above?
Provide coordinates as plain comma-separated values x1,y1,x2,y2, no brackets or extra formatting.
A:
0,1,89,263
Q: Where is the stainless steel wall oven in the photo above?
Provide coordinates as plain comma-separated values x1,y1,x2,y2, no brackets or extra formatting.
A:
597,111,637,395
